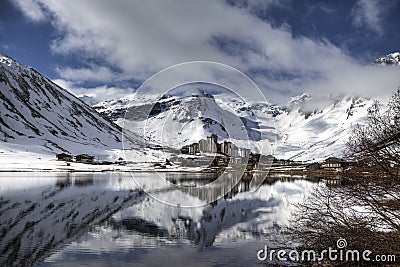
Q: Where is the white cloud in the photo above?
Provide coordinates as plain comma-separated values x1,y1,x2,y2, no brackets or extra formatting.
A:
12,0,46,22
14,1,400,103
56,66,114,83
53,79,133,104
351,0,386,35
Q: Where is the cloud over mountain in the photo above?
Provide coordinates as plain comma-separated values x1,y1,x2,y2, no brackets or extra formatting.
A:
10,0,400,103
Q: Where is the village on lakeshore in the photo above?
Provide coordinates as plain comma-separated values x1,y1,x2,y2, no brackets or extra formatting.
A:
171,134,358,177
56,134,364,178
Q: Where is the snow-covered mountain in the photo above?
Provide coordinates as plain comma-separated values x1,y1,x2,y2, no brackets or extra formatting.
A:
95,89,373,162
208,93,373,161
270,95,373,161
0,52,377,163
374,52,400,66
0,53,123,158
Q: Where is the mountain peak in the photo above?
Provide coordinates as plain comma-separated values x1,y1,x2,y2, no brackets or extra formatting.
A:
288,93,311,107
0,54,17,68
374,52,400,66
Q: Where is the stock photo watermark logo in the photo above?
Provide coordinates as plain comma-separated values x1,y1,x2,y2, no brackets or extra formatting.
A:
257,238,396,263
122,61,275,207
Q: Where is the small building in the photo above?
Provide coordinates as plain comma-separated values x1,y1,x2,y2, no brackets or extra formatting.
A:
220,141,232,156
207,134,218,153
322,157,353,169
56,153,73,161
306,162,321,171
323,157,342,168
181,145,190,154
198,135,218,153
199,139,207,153
75,154,95,164
188,143,200,154
220,141,238,157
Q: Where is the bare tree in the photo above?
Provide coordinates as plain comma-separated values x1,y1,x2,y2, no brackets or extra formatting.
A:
292,183,400,255
347,89,400,180
291,89,400,262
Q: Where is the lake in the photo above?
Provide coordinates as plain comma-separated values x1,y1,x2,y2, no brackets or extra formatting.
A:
0,172,318,266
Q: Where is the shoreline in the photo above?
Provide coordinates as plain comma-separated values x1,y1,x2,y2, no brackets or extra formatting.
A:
0,166,347,178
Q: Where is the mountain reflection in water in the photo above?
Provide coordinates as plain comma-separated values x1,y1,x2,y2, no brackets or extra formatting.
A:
0,172,318,267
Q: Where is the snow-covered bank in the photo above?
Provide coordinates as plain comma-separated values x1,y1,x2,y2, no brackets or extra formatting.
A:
0,145,204,172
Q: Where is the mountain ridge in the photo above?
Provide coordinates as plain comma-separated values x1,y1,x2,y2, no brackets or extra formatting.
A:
95,90,374,161
0,53,123,158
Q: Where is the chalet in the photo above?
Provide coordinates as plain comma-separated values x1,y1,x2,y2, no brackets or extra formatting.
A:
306,162,321,171
56,153,73,161
322,157,343,168
321,157,355,169
75,154,95,164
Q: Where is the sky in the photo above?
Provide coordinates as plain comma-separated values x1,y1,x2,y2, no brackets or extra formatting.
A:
1,0,400,104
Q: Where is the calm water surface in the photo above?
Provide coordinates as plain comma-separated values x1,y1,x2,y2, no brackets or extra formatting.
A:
0,172,318,266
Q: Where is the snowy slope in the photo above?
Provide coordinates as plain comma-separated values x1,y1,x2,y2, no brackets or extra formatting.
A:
270,95,373,161
0,53,170,165
95,90,373,161
96,90,263,152
207,92,373,161
0,53,125,158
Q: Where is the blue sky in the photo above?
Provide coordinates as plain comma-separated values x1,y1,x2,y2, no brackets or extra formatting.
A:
1,0,400,104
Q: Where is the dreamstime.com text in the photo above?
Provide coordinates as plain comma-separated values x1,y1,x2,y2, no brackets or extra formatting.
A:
257,238,396,263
